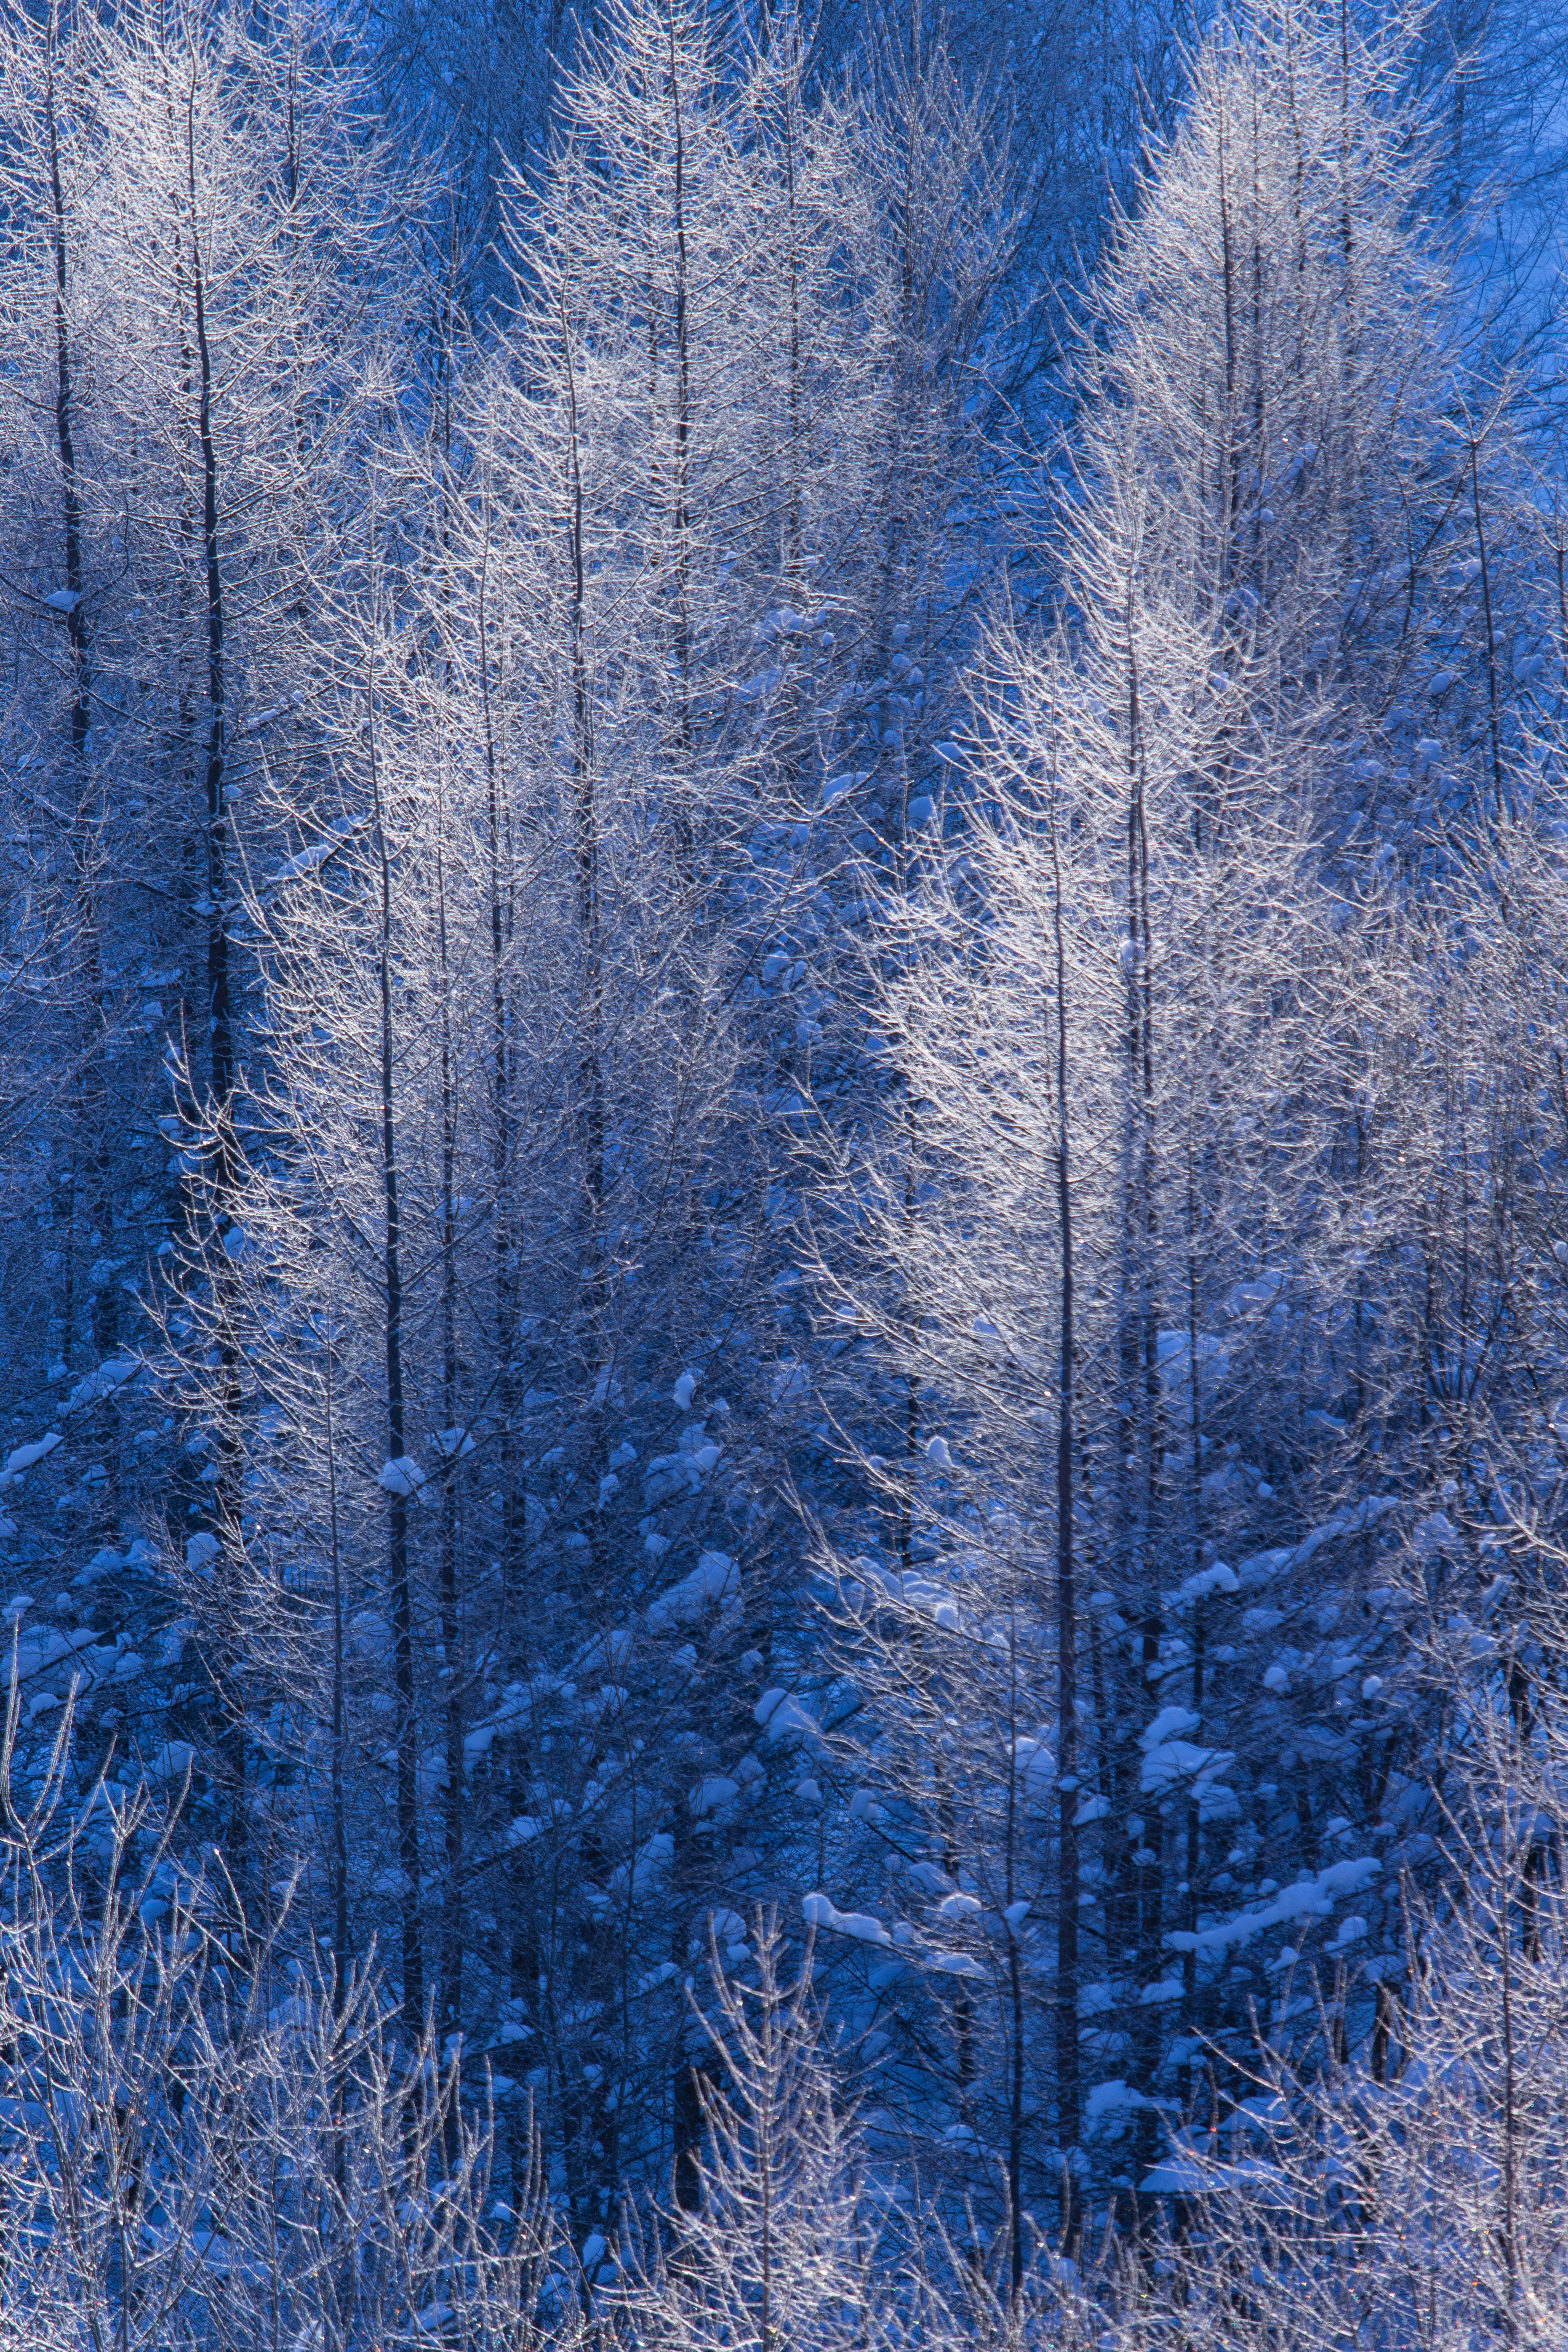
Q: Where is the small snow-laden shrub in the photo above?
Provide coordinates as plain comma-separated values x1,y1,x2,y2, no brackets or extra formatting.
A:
0,1712,577,2352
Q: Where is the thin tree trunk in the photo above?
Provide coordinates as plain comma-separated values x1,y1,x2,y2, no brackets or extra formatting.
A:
476,509,524,1642
560,289,607,1376
173,56,251,1889
435,823,465,2056
366,651,423,2037
664,0,693,847
1048,774,1080,2247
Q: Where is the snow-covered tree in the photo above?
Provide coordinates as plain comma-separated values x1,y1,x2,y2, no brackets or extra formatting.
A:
769,0,1541,2256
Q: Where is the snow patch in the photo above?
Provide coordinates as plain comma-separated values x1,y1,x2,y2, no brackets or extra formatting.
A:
803,1891,891,1945
1168,1857,1382,1953
755,1687,822,1743
649,1551,738,1630
378,1457,428,1500
0,1433,62,1491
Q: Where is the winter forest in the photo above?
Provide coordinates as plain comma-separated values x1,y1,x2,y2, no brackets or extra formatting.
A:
8,0,1568,2336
